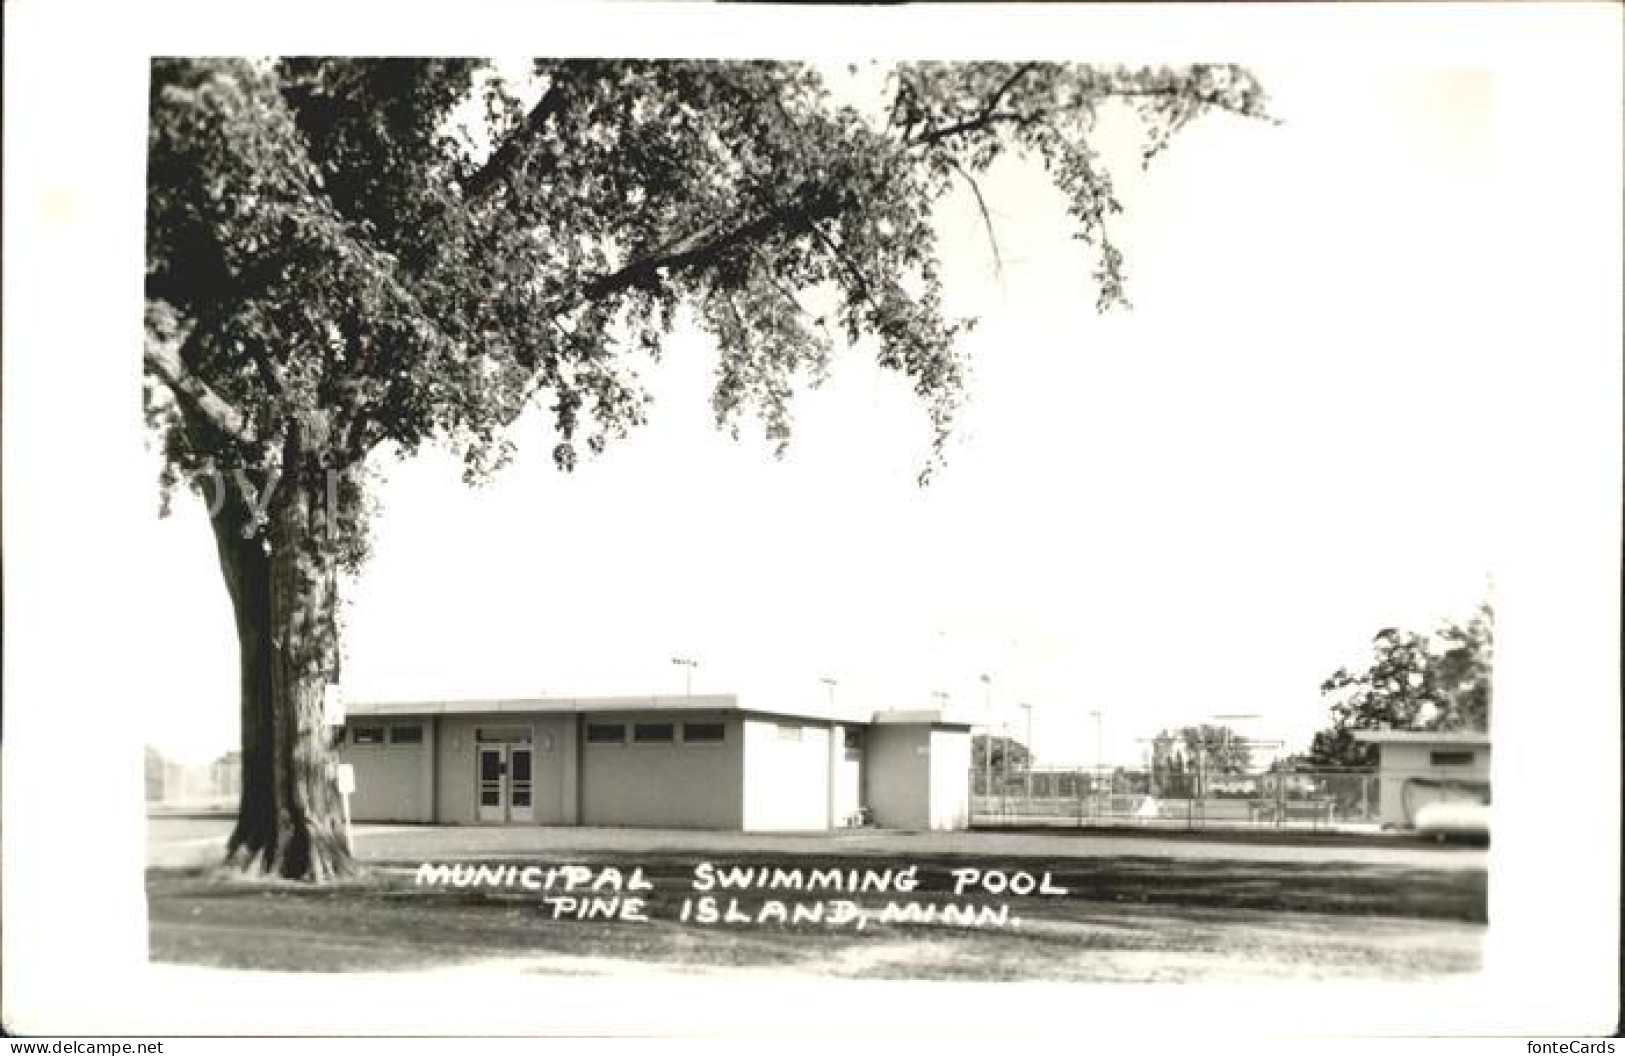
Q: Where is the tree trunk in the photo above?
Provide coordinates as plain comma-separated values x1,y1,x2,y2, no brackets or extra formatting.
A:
210,456,357,882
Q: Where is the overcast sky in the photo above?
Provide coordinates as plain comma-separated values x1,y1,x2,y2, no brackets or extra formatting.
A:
137,64,1500,766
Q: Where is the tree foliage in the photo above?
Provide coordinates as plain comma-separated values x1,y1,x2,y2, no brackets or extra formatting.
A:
1308,603,1494,767
1152,725,1253,775
972,732,1032,774
146,58,1270,542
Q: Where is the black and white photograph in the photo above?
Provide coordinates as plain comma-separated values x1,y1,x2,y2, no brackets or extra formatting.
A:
3,0,1620,1042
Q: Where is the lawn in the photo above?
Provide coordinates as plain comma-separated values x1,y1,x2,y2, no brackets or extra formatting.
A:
147,845,1485,981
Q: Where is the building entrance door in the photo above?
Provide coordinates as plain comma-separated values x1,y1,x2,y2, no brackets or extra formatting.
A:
475,728,534,823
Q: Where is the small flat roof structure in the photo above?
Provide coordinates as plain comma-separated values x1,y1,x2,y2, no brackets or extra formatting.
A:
1352,729,1491,829
1352,730,1490,746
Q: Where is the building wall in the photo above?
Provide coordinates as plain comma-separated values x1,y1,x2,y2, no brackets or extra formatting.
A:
1376,742,1492,827
741,717,831,831
581,713,744,829
343,719,436,822
829,724,864,827
433,713,579,825
865,724,931,829
928,727,972,830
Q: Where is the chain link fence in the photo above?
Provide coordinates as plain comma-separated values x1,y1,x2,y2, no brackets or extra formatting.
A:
970,765,1385,831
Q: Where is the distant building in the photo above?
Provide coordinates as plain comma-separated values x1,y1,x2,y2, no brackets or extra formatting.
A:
1257,771,1318,798
145,745,240,806
1353,729,1491,828
145,746,168,802
1206,774,1259,797
338,694,973,832
210,751,241,799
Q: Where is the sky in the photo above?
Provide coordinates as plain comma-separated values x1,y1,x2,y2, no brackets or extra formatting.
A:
135,64,1501,767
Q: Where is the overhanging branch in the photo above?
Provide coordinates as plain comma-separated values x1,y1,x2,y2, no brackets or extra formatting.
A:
579,186,843,303
463,78,572,203
145,331,257,444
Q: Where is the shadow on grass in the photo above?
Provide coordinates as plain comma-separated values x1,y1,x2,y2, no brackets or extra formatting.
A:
334,850,1487,923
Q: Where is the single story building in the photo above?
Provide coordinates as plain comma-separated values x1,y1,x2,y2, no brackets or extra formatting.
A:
337,694,973,832
1353,729,1491,828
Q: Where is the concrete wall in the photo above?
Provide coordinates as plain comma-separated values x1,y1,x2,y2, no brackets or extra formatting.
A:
864,724,931,829
928,727,971,830
829,723,864,827
342,720,435,822
741,718,831,831
1376,742,1492,827
433,713,579,825
581,713,744,828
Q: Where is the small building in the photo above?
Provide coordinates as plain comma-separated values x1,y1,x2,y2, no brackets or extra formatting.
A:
337,694,973,832
1353,729,1491,828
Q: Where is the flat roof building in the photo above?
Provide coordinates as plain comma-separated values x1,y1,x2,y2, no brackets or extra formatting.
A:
338,694,974,832
1353,729,1491,828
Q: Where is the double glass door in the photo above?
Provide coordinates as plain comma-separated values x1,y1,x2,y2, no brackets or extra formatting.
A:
476,729,533,823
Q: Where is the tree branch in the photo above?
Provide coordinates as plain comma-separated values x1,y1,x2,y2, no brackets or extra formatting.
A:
462,77,572,202
249,343,286,396
910,63,1040,148
579,185,843,303
145,330,258,444
909,73,1263,151
944,156,1004,282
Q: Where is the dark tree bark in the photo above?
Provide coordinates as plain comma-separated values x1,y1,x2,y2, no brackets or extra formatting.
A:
209,435,357,881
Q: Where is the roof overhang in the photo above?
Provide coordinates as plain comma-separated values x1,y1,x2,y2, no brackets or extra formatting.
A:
346,694,973,728
1352,729,1491,746
347,694,743,718
347,693,880,725
870,708,977,730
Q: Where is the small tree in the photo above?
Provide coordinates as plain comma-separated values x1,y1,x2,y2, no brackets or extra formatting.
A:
145,58,1270,880
972,733,1032,775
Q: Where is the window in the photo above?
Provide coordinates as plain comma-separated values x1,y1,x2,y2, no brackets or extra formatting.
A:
843,727,864,753
633,722,675,744
389,724,424,745
475,726,531,744
683,722,725,745
350,725,385,746
1430,750,1475,766
777,723,802,742
586,723,626,745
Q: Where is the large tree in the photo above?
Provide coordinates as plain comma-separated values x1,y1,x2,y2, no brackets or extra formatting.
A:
1308,603,1494,767
145,58,1270,880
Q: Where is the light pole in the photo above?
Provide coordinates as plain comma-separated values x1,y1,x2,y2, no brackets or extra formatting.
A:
1019,702,1033,803
1088,709,1103,810
819,676,838,710
670,657,698,696
978,674,993,803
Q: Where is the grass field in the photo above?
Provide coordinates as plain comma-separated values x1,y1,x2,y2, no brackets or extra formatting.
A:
147,824,1486,981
